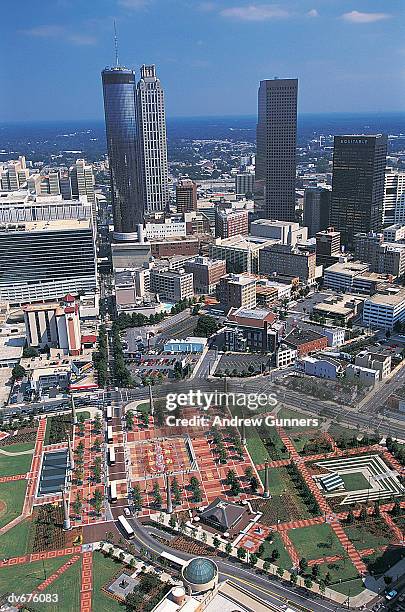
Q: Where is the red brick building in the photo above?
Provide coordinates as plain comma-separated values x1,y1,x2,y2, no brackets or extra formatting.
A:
150,237,199,258
284,327,328,356
215,209,249,239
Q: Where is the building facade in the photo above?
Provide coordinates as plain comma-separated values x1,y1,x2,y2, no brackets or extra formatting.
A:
218,274,257,310
362,288,405,330
259,243,317,283
101,66,143,235
176,179,197,213
215,209,249,239
235,173,254,197
137,65,169,214
330,135,388,247
255,78,298,221
383,170,405,226
150,268,194,302
184,257,226,294
303,187,332,237
0,219,97,304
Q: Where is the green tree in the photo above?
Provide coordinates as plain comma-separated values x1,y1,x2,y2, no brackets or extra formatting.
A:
213,536,221,551
237,547,246,560
277,566,284,578
304,577,313,589
12,364,26,380
250,553,258,567
225,542,232,556
152,482,162,507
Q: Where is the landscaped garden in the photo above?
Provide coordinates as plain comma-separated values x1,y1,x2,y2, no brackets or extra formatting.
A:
0,555,76,600
39,556,82,612
255,466,315,522
288,523,345,561
91,551,129,612
44,414,72,445
340,472,371,491
258,532,292,569
0,518,32,558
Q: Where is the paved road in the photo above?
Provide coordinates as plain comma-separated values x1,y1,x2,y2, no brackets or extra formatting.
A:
194,349,218,379
125,515,344,612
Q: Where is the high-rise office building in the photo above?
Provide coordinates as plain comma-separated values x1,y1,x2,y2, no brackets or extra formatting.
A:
383,169,405,226
0,218,97,304
176,179,197,213
70,159,95,206
255,78,298,221
101,66,143,237
0,156,29,190
303,186,332,237
315,227,341,268
235,173,254,197
330,135,388,247
137,65,169,214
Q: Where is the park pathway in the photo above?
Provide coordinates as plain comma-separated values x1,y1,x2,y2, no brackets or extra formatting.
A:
80,551,93,612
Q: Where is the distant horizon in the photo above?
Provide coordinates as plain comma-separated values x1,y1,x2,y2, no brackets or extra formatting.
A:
1,110,405,126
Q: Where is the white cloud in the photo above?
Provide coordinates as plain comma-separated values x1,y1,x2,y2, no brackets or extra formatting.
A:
307,9,319,18
22,24,97,46
220,4,290,21
342,10,391,23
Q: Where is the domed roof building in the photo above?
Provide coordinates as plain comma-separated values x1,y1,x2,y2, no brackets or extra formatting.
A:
181,557,218,593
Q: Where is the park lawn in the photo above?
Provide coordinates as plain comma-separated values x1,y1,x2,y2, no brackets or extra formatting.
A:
329,577,364,597
316,557,361,594
344,521,392,551
245,427,270,465
340,472,370,492
362,547,405,577
92,551,124,612
261,533,292,570
0,479,27,528
0,518,32,558
78,411,91,421
0,555,74,598
39,556,82,612
288,523,345,561
0,444,34,477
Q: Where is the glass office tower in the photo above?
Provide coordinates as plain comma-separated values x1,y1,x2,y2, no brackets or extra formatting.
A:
101,66,143,237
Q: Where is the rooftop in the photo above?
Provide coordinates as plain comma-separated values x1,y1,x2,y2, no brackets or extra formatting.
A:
213,235,277,251
228,307,274,321
325,260,369,275
222,274,256,286
183,558,217,585
284,327,326,346
365,288,405,306
0,218,91,232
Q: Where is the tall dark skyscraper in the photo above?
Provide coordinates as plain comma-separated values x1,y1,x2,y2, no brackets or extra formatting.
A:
255,78,298,221
101,66,143,237
330,135,388,247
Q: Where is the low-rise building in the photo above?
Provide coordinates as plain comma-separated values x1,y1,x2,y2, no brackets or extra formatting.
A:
224,307,277,352
163,337,207,353
300,355,344,379
324,259,369,292
321,327,346,348
355,350,391,379
218,274,257,310
313,293,363,323
23,294,81,356
215,208,249,238
209,235,275,274
250,219,308,245
276,344,298,368
184,257,226,294
284,327,328,356
363,287,405,330
346,364,379,386
150,236,199,258
150,267,194,302
259,243,318,284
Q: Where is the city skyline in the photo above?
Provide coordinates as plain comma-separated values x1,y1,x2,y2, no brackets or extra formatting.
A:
1,0,404,121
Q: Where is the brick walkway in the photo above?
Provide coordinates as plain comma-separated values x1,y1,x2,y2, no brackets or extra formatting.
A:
256,458,291,470
36,555,81,592
330,520,367,574
308,553,344,566
0,546,82,568
80,551,93,612
381,511,404,544
0,473,27,483
279,529,300,567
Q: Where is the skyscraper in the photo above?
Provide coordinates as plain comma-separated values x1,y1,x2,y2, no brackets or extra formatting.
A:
303,186,332,237
136,65,169,214
330,135,388,247
176,179,197,213
101,66,143,237
70,159,95,207
255,78,298,221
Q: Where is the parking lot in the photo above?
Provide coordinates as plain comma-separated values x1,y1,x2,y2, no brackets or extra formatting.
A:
216,353,271,375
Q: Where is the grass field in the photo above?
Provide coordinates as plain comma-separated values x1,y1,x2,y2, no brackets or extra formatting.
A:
40,556,82,611
0,479,27,528
91,551,123,612
344,520,392,551
362,547,404,577
316,557,360,591
257,467,316,522
261,533,292,569
288,523,345,561
0,555,74,599
341,472,370,491
245,427,270,465
0,442,34,477
0,518,31,558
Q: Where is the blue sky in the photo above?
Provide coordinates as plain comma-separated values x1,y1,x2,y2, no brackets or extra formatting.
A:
1,0,404,121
